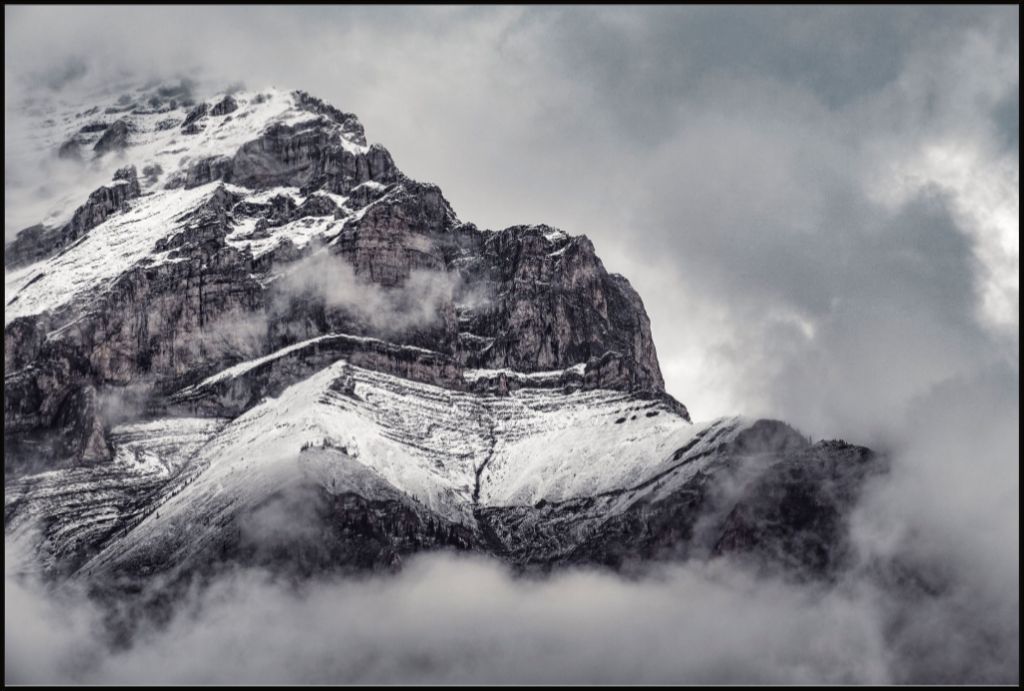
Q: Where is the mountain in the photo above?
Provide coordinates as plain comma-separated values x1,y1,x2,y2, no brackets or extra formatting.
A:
4,82,882,586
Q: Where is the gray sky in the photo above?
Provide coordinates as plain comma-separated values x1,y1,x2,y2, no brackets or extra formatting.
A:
4,5,1019,438
4,7,1019,684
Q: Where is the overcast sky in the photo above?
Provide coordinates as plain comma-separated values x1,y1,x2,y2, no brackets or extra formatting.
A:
4,5,1019,441
5,7,1019,684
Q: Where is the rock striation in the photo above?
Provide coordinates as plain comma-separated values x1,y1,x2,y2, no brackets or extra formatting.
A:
4,84,879,588
5,88,669,476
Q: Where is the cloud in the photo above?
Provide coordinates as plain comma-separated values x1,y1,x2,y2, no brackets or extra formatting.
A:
270,251,460,336
847,362,1020,683
5,357,1018,684
4,571,100,685
4,6,1018,685
6,516,1017,686
0,552,893,685
189,310,271,363
4,362,1018,685
6,6,1015,427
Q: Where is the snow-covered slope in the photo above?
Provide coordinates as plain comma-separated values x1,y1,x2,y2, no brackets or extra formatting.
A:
5,86,369,324
5,83,879,583
5,183,223,324
4,417,227,575
8,85,361,226
78,358,708,576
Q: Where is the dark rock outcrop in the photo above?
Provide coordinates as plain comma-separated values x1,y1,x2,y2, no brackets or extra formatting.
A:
178,155,233,188
293,192,343,219
167,334,464,417
58,138,83,159
93,119,131,154
142,163,164,185
4,166,141,268
181,102,209,130
210,94,238,116
230,122,401,193
477,423,881,579
79,121,110,134
3,224,56,267
711,439,883,574
35,418,879,584
452,225,665,391
294,89,367,145
67,165,142,235
52,384,111,465
5,102,666,469
91,468,480,584
5,88,881,597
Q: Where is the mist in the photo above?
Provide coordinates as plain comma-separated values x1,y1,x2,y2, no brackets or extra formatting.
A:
4,5,1018,686
5,366,1018,684
4,6,1016,428
272,251,460,335
0,552,910,685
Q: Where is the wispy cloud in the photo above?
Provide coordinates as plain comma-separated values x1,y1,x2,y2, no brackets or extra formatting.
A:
270,251,461,336
3,6,1018,685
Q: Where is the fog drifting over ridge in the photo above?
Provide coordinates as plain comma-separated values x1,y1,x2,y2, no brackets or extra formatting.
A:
4,5,1019,685
4,6,1017,433
5,361,1016,684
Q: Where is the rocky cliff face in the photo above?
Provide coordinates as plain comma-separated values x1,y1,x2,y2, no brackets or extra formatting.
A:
5,166,141,268
4,86,672,477
4,83,879,589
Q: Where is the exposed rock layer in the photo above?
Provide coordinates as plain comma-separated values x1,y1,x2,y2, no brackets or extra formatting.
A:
4,86,878,590
5,89,668,471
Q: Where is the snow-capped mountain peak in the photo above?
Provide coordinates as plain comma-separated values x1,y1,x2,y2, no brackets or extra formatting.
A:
5,84,879,583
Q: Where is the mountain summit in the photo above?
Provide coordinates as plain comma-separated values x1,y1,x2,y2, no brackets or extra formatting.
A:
5,83,880,582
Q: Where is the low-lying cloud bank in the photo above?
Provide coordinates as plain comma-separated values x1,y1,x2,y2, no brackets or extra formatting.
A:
0,554,894,685
5,362,1018,684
